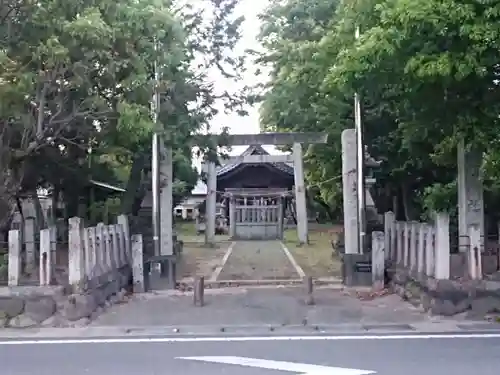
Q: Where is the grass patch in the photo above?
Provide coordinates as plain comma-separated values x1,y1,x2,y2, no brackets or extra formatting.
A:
176,221,230,243
283,224,342,278
176,221,198,237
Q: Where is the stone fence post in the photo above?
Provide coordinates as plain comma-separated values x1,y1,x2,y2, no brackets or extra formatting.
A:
39,228,52,286
384,212,395,261
425,225,435,277
8,229,21,286
434,212,450,280
396,222,403,264
117,215,131,264
68,217,85,291
417,224,425,275
409,222,418,274
372,231,385,291
131,234,145,293
468,224,482,280
403,222,410,267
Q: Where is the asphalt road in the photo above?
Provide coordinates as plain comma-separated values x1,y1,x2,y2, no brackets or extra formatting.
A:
1,333,500,375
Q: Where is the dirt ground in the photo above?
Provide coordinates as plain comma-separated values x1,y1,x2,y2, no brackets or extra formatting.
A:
217,241,300,281
177,241,231,283
283,224,343,278
176,222,231,283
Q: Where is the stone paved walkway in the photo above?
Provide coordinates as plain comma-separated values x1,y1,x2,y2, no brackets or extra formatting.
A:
216,241,300,281
90,286,464,329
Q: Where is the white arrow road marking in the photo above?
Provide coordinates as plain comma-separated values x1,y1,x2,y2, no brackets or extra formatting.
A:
178,356,375,375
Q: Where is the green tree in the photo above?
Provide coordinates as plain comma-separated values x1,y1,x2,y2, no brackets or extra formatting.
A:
0,0,246,235
257,0,500,225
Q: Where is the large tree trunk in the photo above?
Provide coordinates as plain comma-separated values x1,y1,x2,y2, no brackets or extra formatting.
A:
0,176,20,241
401,182,417,221
31,191,47,229
121,153,146,215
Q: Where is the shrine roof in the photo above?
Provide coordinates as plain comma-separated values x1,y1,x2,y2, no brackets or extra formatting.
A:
216,145,294,177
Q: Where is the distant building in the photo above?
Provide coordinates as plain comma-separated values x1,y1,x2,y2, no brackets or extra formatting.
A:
174,180,224,220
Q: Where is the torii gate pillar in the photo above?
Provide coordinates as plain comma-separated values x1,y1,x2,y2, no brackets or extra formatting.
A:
292,142,308,244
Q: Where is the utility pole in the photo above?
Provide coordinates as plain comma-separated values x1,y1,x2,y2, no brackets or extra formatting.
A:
354,26,367,254
151,41,161,257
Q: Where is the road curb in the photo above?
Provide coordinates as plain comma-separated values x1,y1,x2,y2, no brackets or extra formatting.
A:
0,321,498,340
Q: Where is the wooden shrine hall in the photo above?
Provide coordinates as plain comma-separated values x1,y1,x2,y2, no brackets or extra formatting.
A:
201,132,328,244
216,145,295,240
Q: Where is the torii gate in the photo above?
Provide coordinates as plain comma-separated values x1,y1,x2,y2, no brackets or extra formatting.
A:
202,132,328,245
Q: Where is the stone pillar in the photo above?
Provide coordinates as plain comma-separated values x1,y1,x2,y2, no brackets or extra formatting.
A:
417,223,425,275
278,197,284,240
425,225,435,277
457,140,484,252
371,231,385,291
409,222,418,274
229,196,236,238
293,142,308,244
396,222,403,264
160,146,173,255
205,161,217,245
384,212,395,261
68,217,85,291
435,212,450,280
131,234,145,293
403,222,410,267
39,228,52,286
341,129,358,254
468,224,482,279
8,229,21,286
117,215,131,263
82,226,92,279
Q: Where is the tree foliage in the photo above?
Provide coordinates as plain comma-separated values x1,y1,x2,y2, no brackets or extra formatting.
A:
0,0,245,230
257,0,500,224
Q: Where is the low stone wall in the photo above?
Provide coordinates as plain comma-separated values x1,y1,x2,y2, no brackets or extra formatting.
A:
390,267,500,317
0,266,132,328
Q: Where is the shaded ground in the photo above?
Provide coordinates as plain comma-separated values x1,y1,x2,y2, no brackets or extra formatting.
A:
217,241,300,281
283,224,343,278
91,286,454,328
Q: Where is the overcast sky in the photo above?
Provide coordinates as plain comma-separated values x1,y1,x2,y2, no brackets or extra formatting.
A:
190,0,283,166
188,0,283,191
207,0,269,137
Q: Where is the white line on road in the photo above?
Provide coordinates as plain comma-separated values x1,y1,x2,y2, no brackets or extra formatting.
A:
179,356,374,375
1,333,500,346
209,241,236,282
280,241,306,278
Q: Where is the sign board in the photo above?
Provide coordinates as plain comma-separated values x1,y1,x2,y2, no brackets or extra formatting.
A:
354,261,372,273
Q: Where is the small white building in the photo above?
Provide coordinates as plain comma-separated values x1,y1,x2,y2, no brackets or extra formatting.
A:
174,180,224,220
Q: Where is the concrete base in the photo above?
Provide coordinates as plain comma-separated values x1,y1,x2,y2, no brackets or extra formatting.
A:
341,253,372,287
144,255,178,291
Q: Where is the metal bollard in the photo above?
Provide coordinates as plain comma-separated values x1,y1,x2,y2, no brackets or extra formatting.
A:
194,276,205,307
303,275,314,305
